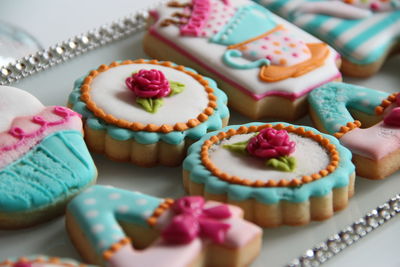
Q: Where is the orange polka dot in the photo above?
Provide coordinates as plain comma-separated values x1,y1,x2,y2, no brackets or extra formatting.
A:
303,48,310,54
279,59,287,65
274,50,282,55
273,41,280,46
289,43,297,48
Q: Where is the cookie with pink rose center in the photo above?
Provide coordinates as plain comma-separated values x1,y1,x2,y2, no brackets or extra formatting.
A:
68,59,229,167
183,122,355,227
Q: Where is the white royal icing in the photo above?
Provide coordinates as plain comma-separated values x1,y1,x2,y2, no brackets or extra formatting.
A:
208,133,330,181
0,86,43,132
90,64,209,125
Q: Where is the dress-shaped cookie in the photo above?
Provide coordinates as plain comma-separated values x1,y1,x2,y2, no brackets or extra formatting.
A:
66,185,262,267
0,86,97,229
258,0,400,77
68,59,229,167
144,0,341,120
309,82,400,179
183,122,355,227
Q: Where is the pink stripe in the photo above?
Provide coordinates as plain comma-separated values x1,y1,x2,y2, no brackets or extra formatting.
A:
149,28,341,101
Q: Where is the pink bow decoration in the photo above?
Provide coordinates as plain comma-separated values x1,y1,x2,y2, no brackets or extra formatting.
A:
161,196,231,244
384,94,400,127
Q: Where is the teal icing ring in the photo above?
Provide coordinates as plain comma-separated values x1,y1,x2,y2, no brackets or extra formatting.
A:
222,49,270,69
183,122,355,204
68,61,229,145
308,82,388,134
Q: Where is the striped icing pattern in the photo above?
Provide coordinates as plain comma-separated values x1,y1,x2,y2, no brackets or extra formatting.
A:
258,0,400,65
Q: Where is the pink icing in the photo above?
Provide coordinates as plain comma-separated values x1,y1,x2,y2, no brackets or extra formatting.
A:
180,0,211,36
340,121,400,160
247,128,295,159
241,28,311,66
384,107,400,127
0,106,82,169
162,196,231,244
125,69,171,98
149,23,341,101
107,202,261,267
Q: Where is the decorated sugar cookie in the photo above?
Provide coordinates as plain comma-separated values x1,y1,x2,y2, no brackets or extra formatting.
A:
0,86,97,229
68,59,229,167
183,122,355,227
258,0,400,77
308,82,399,180
144,0,341,120
0,256,96,267
66,185,262,267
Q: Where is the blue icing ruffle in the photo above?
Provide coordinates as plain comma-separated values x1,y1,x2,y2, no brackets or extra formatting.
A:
0,130,96,212
68,62,229,145
183,122,355,204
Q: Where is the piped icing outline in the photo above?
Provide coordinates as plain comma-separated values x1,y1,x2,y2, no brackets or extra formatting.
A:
200,123,339,187
308,82,388,135
257,0,400,65
79,60,218,133
0,255,93,267
183,122,354,204
375,92,399,115
67,185,262,266
148,0,341,101
69,60,229,145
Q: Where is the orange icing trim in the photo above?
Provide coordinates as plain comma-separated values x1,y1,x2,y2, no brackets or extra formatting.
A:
259,43,330,82
0,256,87,267
333,120,362,139
375,92,398,115
200,124,340,187
79,59,217,133
147,198,175,227
103,237,132,261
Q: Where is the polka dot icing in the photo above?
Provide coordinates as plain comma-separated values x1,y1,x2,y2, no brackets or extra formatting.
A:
67,185,163,253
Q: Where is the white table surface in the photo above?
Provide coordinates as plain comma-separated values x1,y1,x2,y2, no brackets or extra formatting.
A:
1,1,400,266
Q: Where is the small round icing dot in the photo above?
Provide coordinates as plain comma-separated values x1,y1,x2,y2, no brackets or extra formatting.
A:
86,210,99,218
142,210,153,218
357,92,367,96
84,187,94,193
361,99,370,106
92,224,105,233
136,198,148,206
112,234,122,241
98,240,107,249
84,198,96,205
109,193,121,200
117,205,129,213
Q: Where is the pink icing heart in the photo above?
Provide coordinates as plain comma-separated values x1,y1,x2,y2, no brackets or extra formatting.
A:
384,107,400,127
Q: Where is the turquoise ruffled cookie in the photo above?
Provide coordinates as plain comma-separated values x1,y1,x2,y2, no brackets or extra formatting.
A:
68,59,229,167
309,82,400,180
183,122,355,227
256,0,400,77
0,86,97,229
0,255,97,266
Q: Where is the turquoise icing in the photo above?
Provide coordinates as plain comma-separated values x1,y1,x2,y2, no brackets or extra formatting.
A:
67,185,163,254
183,122,355,204
68,62,229,145
211,4,277,46
0,130,96,212
308,82,388,134
257,0,400,65
222,49,270,69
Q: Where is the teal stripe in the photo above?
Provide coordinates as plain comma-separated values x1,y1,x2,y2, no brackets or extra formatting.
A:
344,12,400,54
263,0,290,12
303,15,330,31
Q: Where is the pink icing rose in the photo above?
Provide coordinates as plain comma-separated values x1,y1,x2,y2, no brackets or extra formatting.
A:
125,69,171,98
246,128,295,159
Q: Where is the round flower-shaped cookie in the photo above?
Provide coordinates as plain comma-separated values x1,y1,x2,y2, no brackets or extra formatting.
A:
0,86,97,229
69,59,229,167
183,122,355,227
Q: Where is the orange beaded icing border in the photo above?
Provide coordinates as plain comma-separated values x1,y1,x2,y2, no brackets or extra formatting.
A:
79,59,217,133
0,256,87,267
103,237,132,260
147,198,175,226
375,92,398,115
200,124,340,187
333,120,361,139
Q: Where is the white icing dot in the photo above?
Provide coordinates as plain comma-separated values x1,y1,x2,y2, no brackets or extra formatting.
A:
98,240,107,249
112,234,122,241
109,193,121,200
84,187,94,193
361,99,370,106
86,210,99,218
136,198,148,206
104,185,115,188
117,205,129,213
334,124,342,131
357,92,367,96
84,198,96,205
142,210,153,219
112,224,121,230
92,224,105,233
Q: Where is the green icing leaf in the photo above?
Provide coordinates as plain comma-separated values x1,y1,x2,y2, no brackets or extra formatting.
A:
222,141,249,154
266,156,296,172
169,80,186,96
136,97,164,113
